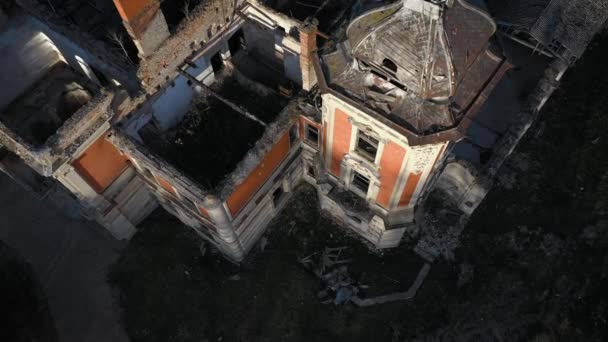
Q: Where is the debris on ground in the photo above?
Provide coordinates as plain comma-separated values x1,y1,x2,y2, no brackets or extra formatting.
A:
300,246,431,307
299,246,363,305
317,265,365,305
299,246,353,276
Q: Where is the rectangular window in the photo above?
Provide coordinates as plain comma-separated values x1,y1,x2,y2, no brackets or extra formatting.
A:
352,171,370,194
356,131,379,162
305,124,319,146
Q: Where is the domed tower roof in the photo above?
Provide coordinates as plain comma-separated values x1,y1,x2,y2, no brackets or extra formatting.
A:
321,0,505,136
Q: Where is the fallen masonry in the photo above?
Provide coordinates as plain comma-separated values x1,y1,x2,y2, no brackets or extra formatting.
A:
300,246,432,305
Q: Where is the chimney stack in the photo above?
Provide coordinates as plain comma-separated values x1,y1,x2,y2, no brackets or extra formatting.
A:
113,0,170,58
300,18,319,91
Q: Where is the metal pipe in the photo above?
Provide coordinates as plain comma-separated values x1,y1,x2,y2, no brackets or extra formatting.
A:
178,69,268,127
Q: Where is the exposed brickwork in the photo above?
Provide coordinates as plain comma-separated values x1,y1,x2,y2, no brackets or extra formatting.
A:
113,0,169,57
300,21,318,91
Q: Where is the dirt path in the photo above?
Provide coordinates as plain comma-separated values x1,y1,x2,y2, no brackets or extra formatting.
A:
0,173,129,342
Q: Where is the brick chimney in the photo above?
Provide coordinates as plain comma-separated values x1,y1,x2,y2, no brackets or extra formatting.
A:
113,0,170,58
300,18,319,91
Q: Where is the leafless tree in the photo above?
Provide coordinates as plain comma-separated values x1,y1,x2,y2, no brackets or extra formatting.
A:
107,30,134,65
46,0,56,13
181,0,192,21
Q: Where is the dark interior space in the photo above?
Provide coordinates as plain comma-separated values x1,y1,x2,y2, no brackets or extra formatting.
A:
210,51,224,73
159,0,207,31
261,0,358,32
228,28,245,55
231,49,299,95
142,72,287,189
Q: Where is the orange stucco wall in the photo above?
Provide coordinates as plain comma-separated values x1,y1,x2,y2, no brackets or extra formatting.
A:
298,117,306,141
330,109,352,177
376,141,407,208
398,173,423,207
227,132,292,216
73,136,129,193
156,175,177,197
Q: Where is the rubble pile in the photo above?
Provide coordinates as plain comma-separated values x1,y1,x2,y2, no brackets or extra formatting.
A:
299,247,367,305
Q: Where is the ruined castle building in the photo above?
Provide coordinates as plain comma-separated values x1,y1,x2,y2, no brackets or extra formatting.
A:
303,0,512,247
103,5,311,261
112,0,170,58
2,0,607,262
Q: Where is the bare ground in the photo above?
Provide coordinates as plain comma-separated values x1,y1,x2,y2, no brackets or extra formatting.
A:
0,240,57,342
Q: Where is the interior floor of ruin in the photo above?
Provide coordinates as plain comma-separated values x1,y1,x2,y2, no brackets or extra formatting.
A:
141,66,287,188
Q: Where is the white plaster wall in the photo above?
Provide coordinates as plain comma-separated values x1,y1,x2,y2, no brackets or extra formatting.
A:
242,21,281,67
246,1,302,33
187,57,215,85
283,49,302,84
0,15,65,109
151,75,195,131
147,31,234,132
434,161,484,213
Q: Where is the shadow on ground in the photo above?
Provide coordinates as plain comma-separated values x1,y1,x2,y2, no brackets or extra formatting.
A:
0,241,57,342
110,185,455,342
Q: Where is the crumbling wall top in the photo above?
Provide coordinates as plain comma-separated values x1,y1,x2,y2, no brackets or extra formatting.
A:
217,99,303,200
108,128,212,200
136,0,244,93
0,90,114,175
